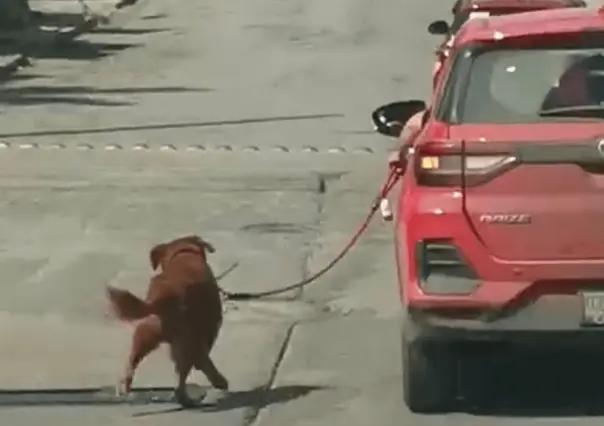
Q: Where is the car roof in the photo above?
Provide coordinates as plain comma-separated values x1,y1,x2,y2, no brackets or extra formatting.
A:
457,0,586,11
453,6,602,46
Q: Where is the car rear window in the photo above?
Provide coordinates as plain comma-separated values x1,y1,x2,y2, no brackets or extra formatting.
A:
458,47,604,123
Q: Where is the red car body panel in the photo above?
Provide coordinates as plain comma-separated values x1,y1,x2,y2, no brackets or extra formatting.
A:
399,7,604,312
457,0,586,11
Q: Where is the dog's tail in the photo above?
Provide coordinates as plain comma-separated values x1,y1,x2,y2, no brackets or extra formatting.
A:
106,286,150,322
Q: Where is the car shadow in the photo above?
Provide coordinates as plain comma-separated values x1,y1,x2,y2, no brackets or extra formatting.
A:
459,346,604,417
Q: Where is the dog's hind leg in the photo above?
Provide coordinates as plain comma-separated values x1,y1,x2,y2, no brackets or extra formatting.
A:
195,344,229,391
170,341,196,408
117,315,162,397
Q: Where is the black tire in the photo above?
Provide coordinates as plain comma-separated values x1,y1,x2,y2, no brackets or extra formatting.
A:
402,324,457,413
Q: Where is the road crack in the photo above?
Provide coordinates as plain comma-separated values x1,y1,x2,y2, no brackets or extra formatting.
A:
241,322,296,426
295,173,331,299
241,172,336,425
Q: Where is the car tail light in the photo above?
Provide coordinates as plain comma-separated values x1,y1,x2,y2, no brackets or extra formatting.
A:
415,151,516,187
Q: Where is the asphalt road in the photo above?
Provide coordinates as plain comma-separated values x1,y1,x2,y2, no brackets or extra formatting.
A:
1,0,604,424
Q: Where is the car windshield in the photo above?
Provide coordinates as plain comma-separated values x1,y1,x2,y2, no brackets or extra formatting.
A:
457,47,604,123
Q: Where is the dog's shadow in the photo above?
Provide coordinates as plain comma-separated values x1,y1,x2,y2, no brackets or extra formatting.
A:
133,384,326,417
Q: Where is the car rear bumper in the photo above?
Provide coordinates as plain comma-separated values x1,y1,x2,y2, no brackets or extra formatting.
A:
408,294,604,347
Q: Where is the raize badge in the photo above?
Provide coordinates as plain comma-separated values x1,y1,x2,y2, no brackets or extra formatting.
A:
479,214,532,225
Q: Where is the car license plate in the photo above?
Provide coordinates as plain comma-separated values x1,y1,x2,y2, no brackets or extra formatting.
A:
582,291,604,326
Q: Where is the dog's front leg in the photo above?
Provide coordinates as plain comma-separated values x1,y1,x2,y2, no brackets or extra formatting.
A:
116,316,162,397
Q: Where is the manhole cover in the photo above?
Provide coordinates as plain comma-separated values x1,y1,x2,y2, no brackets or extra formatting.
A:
240,223,310,234
0,384,207,406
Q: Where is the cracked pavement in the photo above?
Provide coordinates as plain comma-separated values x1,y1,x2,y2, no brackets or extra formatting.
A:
1,0,604,424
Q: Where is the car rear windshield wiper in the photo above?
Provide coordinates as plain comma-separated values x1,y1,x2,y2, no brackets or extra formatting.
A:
539,104,604,117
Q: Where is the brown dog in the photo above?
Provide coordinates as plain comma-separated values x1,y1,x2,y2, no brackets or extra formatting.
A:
106,235,228,407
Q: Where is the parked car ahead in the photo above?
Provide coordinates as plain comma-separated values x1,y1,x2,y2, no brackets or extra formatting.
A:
372,5,604,414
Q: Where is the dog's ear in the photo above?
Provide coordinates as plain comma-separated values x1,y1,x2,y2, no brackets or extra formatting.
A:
183,235,216,254
199,238,216,254
149,243,168,270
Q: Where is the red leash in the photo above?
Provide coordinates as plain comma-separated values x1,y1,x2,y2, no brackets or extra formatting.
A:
219,166,403,301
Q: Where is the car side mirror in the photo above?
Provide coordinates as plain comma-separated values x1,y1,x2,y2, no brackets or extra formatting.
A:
370,100,427,138
428,20,450,35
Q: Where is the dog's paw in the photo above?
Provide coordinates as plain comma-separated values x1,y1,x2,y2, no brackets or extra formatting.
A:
115,379,131,398
114,384,125,398
174,388,199,408
174,390,198,408
212,375,229,391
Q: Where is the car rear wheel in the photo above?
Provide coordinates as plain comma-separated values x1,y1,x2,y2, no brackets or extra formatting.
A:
402,324,458,413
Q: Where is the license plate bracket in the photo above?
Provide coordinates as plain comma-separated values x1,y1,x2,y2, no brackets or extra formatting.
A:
581,291,604,326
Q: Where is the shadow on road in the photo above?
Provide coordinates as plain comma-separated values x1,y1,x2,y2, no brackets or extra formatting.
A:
3,73,49,82
134,384,327,417
141,13,168,21
0,385,197,406
29,11,171,37
202,385,327,412
0,383,325,417
0,36,140,61
0,11,171,84
0,85,213,107
91,27,171,35
460,347,604,417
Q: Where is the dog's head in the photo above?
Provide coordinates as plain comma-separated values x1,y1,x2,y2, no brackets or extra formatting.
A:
149,235,216,271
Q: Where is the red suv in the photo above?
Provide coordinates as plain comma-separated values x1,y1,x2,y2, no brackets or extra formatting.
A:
372,6,604,414
428,0,587,88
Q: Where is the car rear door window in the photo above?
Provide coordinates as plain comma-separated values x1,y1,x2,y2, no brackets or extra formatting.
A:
459,48,604,123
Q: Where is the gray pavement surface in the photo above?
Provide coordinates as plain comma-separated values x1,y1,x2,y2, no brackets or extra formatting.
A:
1,0,604,425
